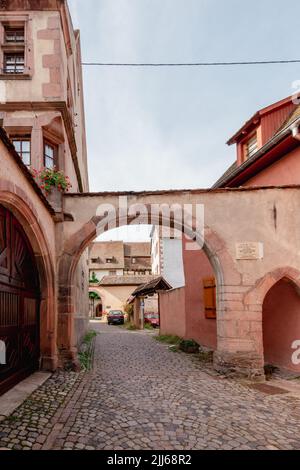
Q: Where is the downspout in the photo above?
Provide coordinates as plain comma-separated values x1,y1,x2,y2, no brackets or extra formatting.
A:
291,120,300,141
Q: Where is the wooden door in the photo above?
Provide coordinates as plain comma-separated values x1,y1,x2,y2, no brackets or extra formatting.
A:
0,205,40,396
203,277,217,319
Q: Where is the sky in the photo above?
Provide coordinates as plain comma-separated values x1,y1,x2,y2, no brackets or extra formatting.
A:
68,0,300,241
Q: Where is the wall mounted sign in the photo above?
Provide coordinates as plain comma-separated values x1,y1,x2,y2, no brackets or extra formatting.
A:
236,242,264,260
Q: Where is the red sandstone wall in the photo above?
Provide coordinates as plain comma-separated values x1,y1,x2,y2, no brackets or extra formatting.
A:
160,288,186,338
183,244,217,350
263,279,300,372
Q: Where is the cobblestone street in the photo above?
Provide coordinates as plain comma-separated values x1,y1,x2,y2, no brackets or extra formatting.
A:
1,322,300,450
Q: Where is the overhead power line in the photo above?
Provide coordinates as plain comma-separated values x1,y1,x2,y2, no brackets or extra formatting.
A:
82,59,300,67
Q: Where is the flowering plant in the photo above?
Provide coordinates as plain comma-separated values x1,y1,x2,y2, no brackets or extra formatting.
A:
31,168,72,194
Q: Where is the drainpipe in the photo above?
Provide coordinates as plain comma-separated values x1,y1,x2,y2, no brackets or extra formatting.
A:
291,122,300,141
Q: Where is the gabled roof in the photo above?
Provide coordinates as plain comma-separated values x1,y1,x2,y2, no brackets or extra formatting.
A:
99,275,156,287
227,95,296,145
275,105,300,135
124,242,151,257
131,276,172,298
213,161,237,189
89,241,125,269
214,99,300,188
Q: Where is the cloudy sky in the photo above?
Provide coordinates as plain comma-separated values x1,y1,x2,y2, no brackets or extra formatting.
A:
68,0,300,240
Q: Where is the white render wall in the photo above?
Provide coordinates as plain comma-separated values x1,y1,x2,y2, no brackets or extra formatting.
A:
161,238,185,289
150,226,185,288
151,227,161,275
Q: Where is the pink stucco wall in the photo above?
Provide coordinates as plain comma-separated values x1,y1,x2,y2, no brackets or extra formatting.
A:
183,244,217,350
160,288,186,338
160,239,217,350
245,147,300,187
263,279,300,372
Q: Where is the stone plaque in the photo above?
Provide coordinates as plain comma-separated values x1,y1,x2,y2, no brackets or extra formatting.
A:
236,242,264,260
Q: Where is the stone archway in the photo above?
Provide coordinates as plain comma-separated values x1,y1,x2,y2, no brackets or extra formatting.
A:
0,184,57,374
243,267,300,377
263,277,300,373
58,209,233,369
59,186,300,378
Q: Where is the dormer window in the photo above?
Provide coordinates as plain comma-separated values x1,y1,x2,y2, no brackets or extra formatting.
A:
245,134,258,160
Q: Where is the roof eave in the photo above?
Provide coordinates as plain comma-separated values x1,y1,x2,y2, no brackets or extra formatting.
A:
227,112,260,146
226,95,295,146
213,125,295,188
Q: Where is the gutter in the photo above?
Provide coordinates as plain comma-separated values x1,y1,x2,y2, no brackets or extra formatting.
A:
213,116,300,188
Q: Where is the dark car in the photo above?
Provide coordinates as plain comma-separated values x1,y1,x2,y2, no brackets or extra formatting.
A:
107,310,125,325
144,313,160,328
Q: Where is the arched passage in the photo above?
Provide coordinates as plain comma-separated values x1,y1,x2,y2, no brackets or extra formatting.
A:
58,210,232,368
89,290,102,318
244,267,300,377
0,184,57,395
263,277,300,373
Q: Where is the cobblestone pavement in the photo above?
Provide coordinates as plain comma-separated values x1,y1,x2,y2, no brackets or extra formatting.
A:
1,322,300,450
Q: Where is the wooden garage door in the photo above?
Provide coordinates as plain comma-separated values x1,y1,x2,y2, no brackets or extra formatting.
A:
0,205,40,396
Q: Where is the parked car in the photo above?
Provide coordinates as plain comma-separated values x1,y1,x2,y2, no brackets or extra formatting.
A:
144,313,160,328
107,310,125,325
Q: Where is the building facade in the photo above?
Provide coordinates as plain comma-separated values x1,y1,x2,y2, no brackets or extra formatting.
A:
1,1,300,394
213,95,300,373
89,241,152,283
150,226,185,289
0,0,89,395
89,275,156,318
161,95,300,374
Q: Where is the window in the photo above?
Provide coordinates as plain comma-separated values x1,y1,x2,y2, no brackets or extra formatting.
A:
203,277,216,320
1,24,26,76
132,258,136,264
44,142,57,170
109,270,117,275
245,134,258,160
12,137,31,166
4,52,25,74
4,26,25,43
106,258,113,264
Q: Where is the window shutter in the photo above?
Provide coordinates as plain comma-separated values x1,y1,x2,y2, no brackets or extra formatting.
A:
203,277,216,319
